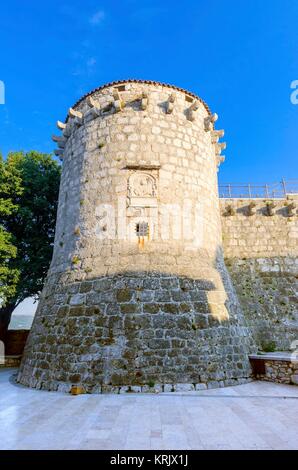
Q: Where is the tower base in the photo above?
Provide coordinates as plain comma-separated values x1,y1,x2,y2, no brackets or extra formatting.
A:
18,264,255,392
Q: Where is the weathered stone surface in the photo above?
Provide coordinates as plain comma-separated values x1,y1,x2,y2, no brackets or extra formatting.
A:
18,271,255,390
69,294,86,306
17,80,256,393
225,257,298,350
176,383,195,392
220,197,298,350
251,357,298,385
291,374,298,385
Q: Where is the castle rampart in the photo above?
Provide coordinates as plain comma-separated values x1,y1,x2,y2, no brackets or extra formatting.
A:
220,194,298,350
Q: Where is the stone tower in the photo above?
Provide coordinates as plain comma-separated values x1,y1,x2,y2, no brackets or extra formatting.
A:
18,80,254,392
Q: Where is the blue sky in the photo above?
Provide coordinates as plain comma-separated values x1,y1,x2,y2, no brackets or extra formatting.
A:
0,0,297,184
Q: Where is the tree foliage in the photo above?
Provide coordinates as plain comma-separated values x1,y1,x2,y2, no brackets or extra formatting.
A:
0,151,61,336
0,154,22,304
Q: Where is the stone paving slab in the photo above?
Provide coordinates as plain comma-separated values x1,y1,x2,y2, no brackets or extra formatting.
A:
0,369,297,450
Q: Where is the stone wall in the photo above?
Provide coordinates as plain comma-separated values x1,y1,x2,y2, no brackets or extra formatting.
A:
220,197,298,350
220,197,298,259
18,270,254,392
250,353,298,385
17,80,256,392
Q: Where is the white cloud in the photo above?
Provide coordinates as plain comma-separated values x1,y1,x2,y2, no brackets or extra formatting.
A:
87,57,96,67
89,10,105,25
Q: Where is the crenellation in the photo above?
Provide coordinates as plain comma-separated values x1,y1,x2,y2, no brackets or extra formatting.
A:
166,93,175,114
140,91,149,110
286,201,297,217
54,149,63,159
204,112,218,131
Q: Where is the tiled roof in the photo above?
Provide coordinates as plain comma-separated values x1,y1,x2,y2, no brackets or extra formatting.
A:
69,79,212,115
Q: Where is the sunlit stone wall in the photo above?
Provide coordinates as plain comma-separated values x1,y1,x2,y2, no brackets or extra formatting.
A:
18,81,255,393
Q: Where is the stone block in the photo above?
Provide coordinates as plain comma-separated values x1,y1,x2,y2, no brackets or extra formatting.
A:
291,374,298,385
69,294,86,306
195,383,207,390
129,385,142,393
116,289,133,302
207,381,220,389
176,383,195,392
163,384,175,392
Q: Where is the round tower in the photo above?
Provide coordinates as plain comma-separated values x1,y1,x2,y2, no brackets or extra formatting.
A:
18,80,254,392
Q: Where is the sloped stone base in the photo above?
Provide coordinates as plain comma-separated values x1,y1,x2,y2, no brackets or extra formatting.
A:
18,270,255,392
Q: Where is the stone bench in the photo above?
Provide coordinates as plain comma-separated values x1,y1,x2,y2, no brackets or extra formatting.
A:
0,354,22,368
249,352,298,385
0,355,22,368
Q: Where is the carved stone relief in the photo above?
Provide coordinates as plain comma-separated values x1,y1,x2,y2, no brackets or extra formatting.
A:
126,171,158,240
127,172,158,208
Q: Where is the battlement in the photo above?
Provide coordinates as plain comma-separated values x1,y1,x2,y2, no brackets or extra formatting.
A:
69,79,212,115
53,80,225,168
220,195,298,218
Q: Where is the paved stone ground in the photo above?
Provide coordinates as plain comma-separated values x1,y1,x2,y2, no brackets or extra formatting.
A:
0,369,297,450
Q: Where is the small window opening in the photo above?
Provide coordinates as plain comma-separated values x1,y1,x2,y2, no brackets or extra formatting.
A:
136,221,149,237
115,85,126,92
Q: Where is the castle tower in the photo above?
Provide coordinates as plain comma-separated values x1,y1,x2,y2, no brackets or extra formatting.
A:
18,80,254,392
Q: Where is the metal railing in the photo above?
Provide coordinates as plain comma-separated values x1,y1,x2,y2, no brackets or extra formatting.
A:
219,179,298,199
